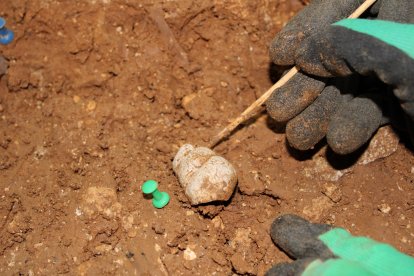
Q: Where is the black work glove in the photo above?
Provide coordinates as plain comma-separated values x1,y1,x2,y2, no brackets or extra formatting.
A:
266,214,414,275
266,0,414,154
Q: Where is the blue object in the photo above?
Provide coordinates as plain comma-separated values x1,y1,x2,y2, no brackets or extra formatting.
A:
0,17,14,45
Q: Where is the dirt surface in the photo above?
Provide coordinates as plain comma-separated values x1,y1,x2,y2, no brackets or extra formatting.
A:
0,0,413,275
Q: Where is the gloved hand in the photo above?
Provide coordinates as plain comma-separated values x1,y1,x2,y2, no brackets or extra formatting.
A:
266,0,414,154
266,214,414,276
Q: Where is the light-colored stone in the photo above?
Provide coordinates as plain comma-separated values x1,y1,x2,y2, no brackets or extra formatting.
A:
303,154,350,182
173,144,237,205
73,95,81,103
378,203,391,214
183,248,197,261
86,100,97,111
303,126,399,182
94,244,113,254
358,126,399,165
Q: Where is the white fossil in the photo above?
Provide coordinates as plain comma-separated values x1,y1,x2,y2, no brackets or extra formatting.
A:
173,144,237,205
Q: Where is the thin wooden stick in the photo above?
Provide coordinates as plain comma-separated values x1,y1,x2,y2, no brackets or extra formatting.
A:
209,0,377,148
348,0,378,19
209,67,298,148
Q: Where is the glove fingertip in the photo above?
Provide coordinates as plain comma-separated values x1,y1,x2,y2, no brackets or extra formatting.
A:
295,42,333,78
327,97,383,155
270,31,303,66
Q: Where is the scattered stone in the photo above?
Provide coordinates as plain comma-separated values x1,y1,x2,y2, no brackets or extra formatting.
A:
220,81,228,88
125,251,134,259
183,248,197,261
181,93,197,108
322,183,342,203
73,95,81,103
303,154,350,182
358,126,399,165
303,126,399,182
33,146,47,160
378,203,391,214
173,144,237,205
86,100,97,111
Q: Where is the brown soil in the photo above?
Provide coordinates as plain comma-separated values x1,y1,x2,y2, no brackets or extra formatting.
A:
0,0,413,275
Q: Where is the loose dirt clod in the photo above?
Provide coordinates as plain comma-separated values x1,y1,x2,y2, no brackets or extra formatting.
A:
173,144,237,205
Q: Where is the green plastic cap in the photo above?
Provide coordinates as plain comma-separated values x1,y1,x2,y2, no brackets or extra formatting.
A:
142,180,158,194
142,180,170,208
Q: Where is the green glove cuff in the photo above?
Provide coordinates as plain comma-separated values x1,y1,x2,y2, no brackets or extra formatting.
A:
333,19,414,59
317,228,414,276
303,259,375,276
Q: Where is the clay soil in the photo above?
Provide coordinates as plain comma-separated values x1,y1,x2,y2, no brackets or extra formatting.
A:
0,0,413,275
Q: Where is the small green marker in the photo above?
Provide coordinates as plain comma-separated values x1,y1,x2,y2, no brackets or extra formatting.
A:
142,180,170,208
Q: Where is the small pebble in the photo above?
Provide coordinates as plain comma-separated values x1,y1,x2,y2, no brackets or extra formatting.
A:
87,100,96,111
73,95,80,103
378,203,391,214
183,248,197,261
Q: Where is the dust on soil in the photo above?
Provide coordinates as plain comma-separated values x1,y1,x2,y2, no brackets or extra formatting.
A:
0,0,413,275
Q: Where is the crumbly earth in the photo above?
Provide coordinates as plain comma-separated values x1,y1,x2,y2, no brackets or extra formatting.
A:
0,0,413,275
